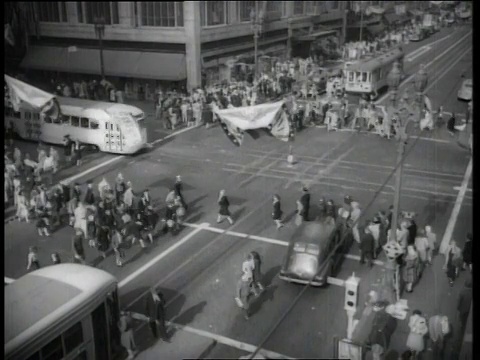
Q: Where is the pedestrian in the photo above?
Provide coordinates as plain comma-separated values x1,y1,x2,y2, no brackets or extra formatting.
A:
443,240,463,286
250,251,265,295
295,199,304,226
124,215,147,249
428,314,450,360
36,207,51,237
349,197,361,244
26,246,41,271
447,112,456,136
457,278,472,331
138,189,151,215
51,252,62,265
217,189,234,225
165,188,177,221
123,181,134,215
406,215,417,246
318,197,327,219
63,135,74,166
425,225,437,265
50,147,59,174
72,228,86,264
145,288,170,342
71,182,82,203
272,194,284,229
84,180,96,207
6,121,15,147
300,186,310,221
406,310,429,358
96,225,111,259
16,190,30,223
174,175,187,210
360,227,375,268
325,199,337,220
414,229,429,277
112,229,125,267
462,233,472,272
368,301,396,360
114,173,126,204
402,245,419,293
118,311,137,360
73,140,82,167
235,270,253,320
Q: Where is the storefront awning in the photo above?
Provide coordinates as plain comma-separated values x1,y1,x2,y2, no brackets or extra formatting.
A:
384,13,410,24
20,46,187,81
366,24,385,36
293,30,337,42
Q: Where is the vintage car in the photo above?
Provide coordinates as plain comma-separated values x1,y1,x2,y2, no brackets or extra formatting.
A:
279,217,351,286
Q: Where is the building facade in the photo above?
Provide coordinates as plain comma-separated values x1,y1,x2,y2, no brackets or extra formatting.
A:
20,1,348,99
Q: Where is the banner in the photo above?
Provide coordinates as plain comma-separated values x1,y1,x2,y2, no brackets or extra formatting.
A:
4,75,61,120
214,101,293,146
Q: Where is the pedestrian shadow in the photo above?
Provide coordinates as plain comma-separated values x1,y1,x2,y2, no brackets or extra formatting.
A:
185,211,205,224
231,206,247,221
185,194,209,218
168,301,208,337
228,196,248,208
249,284,279,317
283,210,298,224
262,265,282,288
423,194,452,225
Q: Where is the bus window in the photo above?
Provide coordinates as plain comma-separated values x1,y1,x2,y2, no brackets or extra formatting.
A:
62,115,70,124
356,72,361,82
80,117,89,128
13,111,21,119
25,112,32,120
63,322,84,354
33,113,40,121
348,72,354,82
41,336,64,360
71,116,80,127
362,72,368,82
92,303,109,359
90,120,99,129
105,123,109,130
52,115,61,124
369,73,372,82
44,115,52,124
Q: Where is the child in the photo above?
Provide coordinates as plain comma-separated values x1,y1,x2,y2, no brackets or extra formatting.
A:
51,252,61,265
36,207,51,237
27,246,40,271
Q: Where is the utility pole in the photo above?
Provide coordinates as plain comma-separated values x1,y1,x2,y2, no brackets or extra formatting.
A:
94,17,106,79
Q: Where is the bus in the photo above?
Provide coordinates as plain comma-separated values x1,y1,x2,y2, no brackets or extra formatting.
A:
5,264,121,360
279,217,351,286
343,47,404,99
4,97,148,154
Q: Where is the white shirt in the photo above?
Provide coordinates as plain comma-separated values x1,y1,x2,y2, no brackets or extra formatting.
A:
43,156,55,171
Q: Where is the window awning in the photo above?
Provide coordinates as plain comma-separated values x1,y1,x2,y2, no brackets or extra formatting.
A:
293,30,337,42
20,46,187,81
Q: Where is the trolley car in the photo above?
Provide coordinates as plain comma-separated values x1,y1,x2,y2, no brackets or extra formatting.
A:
344,47,404,99
4,96,148,154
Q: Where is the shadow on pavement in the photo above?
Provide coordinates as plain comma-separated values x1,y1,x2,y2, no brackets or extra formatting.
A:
231,206,247,222
173,300,207,325
185,212,206,224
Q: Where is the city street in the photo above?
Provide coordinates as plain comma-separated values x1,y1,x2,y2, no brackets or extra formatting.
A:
4,24,472,360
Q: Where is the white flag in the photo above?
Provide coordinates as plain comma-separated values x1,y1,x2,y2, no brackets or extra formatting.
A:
4,74,60,119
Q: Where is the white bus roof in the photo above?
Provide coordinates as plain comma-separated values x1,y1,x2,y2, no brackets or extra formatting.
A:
5,264,117,350
345,47,404,73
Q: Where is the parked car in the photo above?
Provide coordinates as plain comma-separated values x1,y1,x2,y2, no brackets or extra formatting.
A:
457,78,472,101
279,217,351,286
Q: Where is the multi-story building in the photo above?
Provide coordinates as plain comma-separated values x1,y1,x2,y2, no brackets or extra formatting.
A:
19,1,348,100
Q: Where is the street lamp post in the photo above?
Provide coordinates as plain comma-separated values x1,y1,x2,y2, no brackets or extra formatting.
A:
384,64,428,302
250,2,264,81
94,17,106,79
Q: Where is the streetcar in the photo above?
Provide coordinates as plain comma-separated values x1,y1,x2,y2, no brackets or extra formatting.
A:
4,96,148,154
5,264,121,360
279,217,351,286
343,46,404,99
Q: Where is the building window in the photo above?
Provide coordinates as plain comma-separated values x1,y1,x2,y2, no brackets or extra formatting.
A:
80,2,120,24
36,2,68,22
238,1,255,22
77,2,83,22
293,2,304,15
266,1,282,19
140,2,183,27
304,1,315,15
200,1,228,26
328,1,339,10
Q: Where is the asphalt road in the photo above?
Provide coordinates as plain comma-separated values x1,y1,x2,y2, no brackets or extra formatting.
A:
4,24,473,360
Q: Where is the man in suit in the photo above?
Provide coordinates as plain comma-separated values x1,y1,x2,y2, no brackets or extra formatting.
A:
84,180,96,206
145,288,170,342
360,226,375,268
300,186,311,221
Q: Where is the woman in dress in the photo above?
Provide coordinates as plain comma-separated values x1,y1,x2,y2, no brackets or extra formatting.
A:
272,194,284,229
217,189,234,225
402,245,419,293
406,310,428,358
16,190,30,223
443,240,463,286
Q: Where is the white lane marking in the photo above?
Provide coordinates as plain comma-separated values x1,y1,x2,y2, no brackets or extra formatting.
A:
376,30,472,104
440,157,472,254
165,322,296,360
453,186,472,192
150,125,200,145
118,223,209,288
406,46,431,62
4,277,15,284
184,223,385,267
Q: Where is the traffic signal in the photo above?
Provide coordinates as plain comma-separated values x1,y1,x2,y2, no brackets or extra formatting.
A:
344,273,360,312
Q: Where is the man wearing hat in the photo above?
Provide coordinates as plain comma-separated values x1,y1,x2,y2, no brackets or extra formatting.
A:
84,180,96,207
145,288,169,342
63,135,74,165
299,186,311,222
